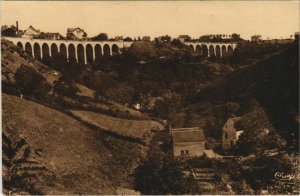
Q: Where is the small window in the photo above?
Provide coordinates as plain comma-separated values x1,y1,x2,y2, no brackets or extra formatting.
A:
185,150,189,155
181,150,184,155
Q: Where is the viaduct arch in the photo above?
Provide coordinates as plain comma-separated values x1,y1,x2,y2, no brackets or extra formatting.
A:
186,42,237,57
6,37,133,65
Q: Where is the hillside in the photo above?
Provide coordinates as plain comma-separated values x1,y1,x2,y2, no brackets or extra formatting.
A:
2,94,145,194
70,110,164,139
1,38,60,86
195,42,299,141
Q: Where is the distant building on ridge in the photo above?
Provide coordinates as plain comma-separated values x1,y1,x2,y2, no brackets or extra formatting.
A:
66,27,87,40
22,25,41,38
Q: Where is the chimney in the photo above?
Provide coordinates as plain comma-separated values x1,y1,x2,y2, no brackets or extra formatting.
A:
16,21,18,31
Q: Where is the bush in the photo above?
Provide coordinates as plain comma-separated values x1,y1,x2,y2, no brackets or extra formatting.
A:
2,132,46,194
134,148,198,194
171,39,185,48
235,105,286,155
53,77,79,97
105,82,135,104
14,65,51,99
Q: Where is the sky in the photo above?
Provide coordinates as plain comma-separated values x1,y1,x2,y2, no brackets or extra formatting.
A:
1,1,299,40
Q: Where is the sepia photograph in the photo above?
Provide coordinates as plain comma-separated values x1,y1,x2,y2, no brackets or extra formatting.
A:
1,0,299,195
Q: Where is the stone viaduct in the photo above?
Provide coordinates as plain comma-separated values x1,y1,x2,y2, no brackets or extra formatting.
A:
4,37,133,65
3,37,237,64
185,42,237,57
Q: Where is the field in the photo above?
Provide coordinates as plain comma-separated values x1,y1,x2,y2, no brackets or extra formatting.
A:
2,93,145,194
70,110,164,139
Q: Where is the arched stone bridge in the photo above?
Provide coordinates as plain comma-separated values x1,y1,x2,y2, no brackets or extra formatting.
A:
3,37,237,64
185,42,237,57
3,37,133,65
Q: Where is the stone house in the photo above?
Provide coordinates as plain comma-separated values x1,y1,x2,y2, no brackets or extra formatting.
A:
22,25,40,38
66,27,87,40
172,127,205,157
222,117,243,150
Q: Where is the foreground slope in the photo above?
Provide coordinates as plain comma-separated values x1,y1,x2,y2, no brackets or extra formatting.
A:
2,94,144,194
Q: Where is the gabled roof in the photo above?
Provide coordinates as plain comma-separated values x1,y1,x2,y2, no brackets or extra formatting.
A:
67,27,85,33
172,127,205,143
26,25,39,33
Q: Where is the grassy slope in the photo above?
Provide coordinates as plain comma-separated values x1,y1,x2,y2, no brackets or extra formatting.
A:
2,94,145,194
70,110,164,139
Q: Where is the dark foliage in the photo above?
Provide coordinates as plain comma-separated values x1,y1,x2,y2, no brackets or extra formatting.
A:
134,148,198,194
91,33,108,41
53,77,80,97
14,64,51,99
2,132,46,194
195,42,299,146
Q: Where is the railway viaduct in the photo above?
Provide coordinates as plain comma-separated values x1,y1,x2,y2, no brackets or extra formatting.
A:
185,42,237,57
3,37,237,64
4,37,133,65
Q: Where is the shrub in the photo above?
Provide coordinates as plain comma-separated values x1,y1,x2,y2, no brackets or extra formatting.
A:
2,132,46,194
235,105,286,155
14,64,51,99
134,149,198,194
53,77,79,98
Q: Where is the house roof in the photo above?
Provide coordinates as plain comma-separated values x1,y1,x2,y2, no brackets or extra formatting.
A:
67,27,85,33
42,32,61,36
178,35,191,38
172,127,205,143
26,25,39,33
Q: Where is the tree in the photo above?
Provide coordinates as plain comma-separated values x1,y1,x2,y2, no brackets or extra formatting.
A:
53,77,79,97
171,39,185,48
14,65,51,98
160,35,172,43
152,91,182,119
231,33,241,41
124,37,133,41
105,82,135,104
235,104,286,155
134,146,199,194
92,33,108,41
